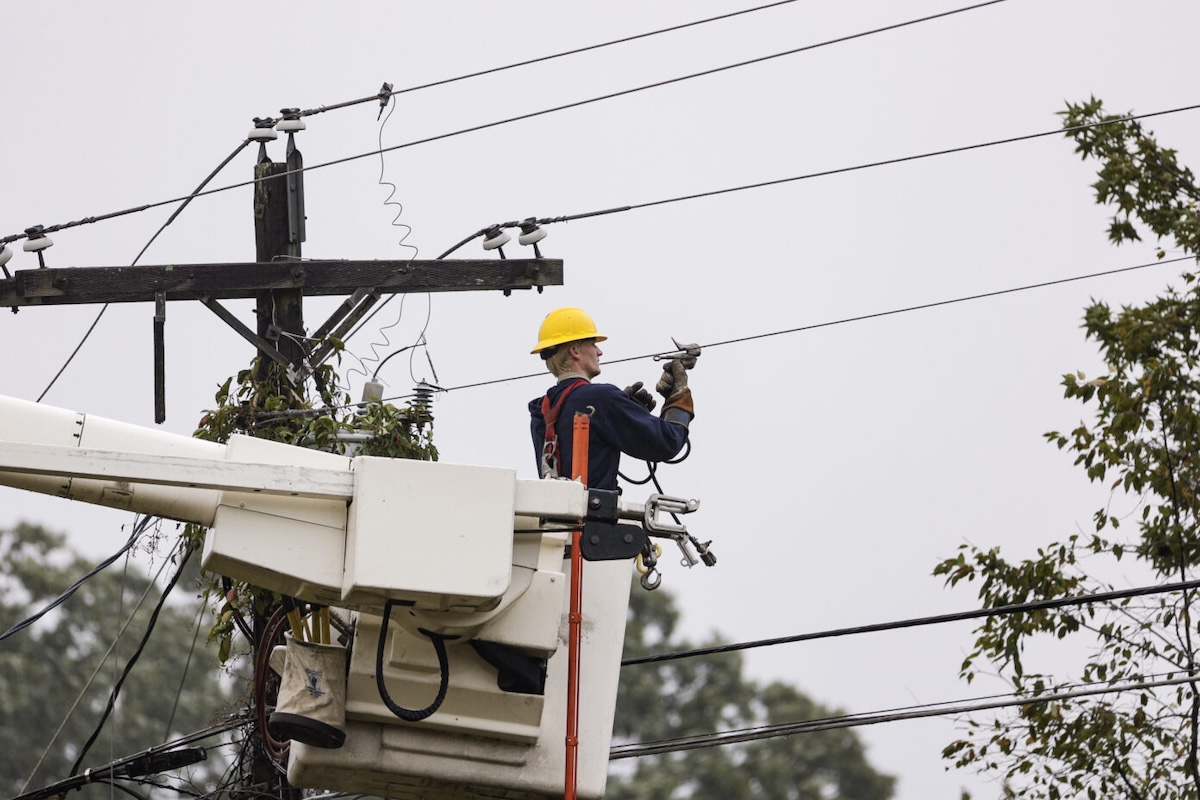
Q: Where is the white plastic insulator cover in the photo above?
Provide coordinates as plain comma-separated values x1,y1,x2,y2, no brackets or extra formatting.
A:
482,231,511,251
518,227,547,246
361,380,384,403
249,127,279,142
23,236,52,252
276,118,306,133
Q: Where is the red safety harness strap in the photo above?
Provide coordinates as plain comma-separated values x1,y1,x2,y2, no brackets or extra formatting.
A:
539,378,587,478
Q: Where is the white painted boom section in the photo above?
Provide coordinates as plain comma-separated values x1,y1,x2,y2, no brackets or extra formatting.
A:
0,442,356,501
0,394,222,523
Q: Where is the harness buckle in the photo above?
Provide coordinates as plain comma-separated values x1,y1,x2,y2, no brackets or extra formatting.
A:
540,439,560,479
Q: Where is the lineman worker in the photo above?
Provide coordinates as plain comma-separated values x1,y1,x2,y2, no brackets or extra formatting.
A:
529,307,695,491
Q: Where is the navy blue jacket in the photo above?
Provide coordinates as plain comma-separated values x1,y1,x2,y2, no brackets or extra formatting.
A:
529,378,688,490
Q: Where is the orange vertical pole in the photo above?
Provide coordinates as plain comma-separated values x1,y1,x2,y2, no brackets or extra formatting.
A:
565,412,590,800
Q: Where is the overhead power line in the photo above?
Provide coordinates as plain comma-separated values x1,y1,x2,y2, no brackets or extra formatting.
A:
0,522,144,642
437,254,1192,396
610,255,1197,363
609,673,1200,759
8,97,1198,256
621,576,1200,667
17,520,176,795
70,543,196,776
35,139,253,403
0,0,1015,246
14,714,249,800
295,0,810,117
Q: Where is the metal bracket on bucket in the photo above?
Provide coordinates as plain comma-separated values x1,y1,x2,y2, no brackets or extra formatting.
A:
640,494,714,570
581,488,648,561
643,493,699,534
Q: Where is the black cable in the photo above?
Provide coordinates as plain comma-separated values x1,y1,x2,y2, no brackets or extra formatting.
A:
374,599,454,722
228,250,1191,424
617,463,656,486
0,520,144,642
442,254,1193,396
295,251,1191,414
16,529,177,795
299,0,809,120
91,779,152,800
609,672,1200,759
34,307,111,402
622,576,1200,667
152,245,1190,425
234,0,1017,202
369,341,422,381
16,742,215,800
1,0,1021,247
34,139,252,402
619,440,692,485
9,90,1197,256
333,0,815,354
69,544,196,776
615,255,1198,364
219,576,254,643
163,597,207,740
121,776,205,799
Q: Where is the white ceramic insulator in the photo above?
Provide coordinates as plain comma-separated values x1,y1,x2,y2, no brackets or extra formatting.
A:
482,231,511,251
249,127,279,142
518,227,547,246
0,245,11,266
277,118,306,133
23,236,52,252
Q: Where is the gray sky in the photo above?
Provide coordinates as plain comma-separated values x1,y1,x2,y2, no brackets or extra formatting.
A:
3,2,1199,797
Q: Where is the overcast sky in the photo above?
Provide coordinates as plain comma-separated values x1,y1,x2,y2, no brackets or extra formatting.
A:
4,2,1200,798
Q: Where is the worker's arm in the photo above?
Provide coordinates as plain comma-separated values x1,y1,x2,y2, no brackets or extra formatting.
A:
587,384,689,464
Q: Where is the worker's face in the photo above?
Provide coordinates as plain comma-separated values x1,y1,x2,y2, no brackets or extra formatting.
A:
573,339,602,379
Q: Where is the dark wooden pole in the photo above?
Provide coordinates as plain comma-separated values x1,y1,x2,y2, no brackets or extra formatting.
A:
253,159,305,377
249,146,303,794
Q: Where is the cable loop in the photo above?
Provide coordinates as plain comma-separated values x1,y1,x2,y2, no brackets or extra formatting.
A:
374,599,456,722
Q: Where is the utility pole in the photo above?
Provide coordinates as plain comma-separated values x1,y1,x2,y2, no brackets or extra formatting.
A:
247,113,305,798
254,111,306,378
0,113,564,798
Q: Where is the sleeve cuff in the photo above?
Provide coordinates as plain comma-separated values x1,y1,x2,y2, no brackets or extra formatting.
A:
662,407,693,428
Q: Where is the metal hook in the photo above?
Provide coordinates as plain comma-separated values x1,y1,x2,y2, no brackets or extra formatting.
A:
636,542,662,574
640,568,662,591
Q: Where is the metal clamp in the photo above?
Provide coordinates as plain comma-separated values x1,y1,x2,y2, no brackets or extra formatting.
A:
644,493,700,535
652,338,702,368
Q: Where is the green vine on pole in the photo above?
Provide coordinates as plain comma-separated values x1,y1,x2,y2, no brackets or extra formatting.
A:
185,350,437,662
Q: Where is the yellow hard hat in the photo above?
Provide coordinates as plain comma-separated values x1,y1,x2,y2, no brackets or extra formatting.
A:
531,307,608,354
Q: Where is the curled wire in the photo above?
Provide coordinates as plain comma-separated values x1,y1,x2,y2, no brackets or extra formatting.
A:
253,607,291,762
347,92,441,387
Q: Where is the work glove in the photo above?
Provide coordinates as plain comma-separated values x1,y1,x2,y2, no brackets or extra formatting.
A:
657,360,695,426
673,340,701,370
655,359,689,399
654,341,701,398
623,381,656,412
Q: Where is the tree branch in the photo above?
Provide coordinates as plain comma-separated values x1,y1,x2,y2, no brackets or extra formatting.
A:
1157,413,1200,792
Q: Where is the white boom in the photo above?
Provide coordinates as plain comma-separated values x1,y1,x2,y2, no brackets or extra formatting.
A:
0,393,648,799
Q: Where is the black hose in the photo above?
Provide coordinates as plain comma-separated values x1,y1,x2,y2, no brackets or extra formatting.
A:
617,440,692,486
374,599,454,722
